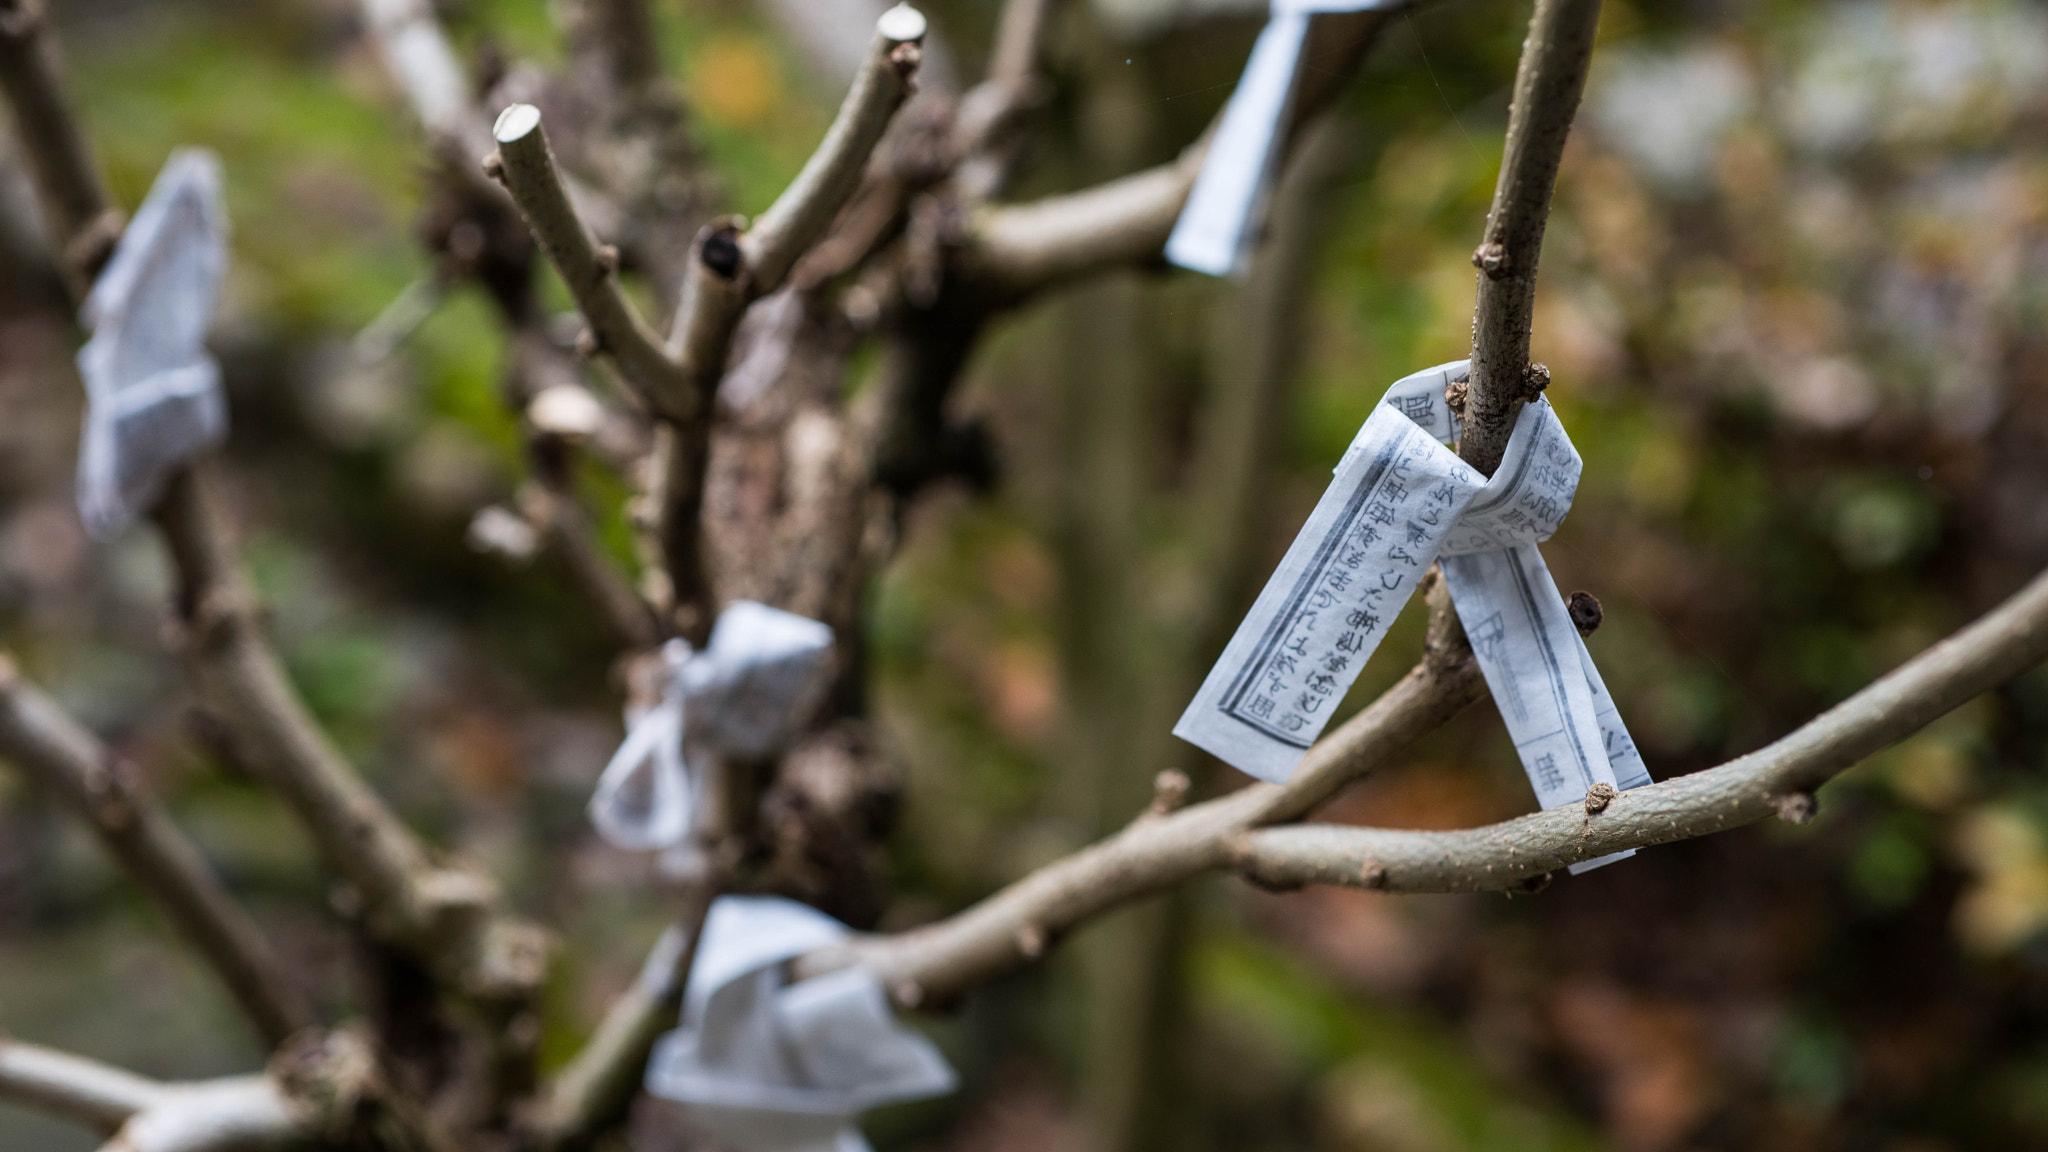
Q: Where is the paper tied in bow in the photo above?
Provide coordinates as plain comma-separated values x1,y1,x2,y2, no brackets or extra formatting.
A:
1174,360,1652,873
588,601,835,851
75,148,231,537
646,896,956,1152
1165,0,1407,277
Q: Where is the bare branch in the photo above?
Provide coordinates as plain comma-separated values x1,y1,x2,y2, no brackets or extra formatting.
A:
1242,565,2048,889
0,1039,164,1133
1460,0,1601,474
800,649,1486,1004
960,8,1403,301
154,468,552,1003
805,563,2048,1006
741,6,930,294
527,881,717,1150
0,657,313,1047
0,0,121,290
99,1078,299,1152
488,105,694,420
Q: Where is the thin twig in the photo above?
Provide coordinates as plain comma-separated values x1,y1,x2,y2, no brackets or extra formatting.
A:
155,468,552,1002
488,104,694,420
1460,0,1602,474
0,1039,164,1133
960,7,1403,301
527,880,718,1150
740,7,929,293
0,0,121,291
1240,565,2048,889
0,657,314,1047
806,565,2048,1002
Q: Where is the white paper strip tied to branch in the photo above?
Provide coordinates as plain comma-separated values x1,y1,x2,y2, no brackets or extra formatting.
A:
588,601,835,850
1173,360,1653,872
646,896,956,1152
1165,0,1403,277
75,149,230,537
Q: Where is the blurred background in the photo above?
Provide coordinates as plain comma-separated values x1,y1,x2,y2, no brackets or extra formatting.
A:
5,0,2048,1150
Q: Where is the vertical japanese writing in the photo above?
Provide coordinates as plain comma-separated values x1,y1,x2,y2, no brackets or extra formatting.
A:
1218,426,1473,746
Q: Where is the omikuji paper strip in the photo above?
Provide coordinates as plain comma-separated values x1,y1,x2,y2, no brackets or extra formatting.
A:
1165,0,1407,277
588,601,834,850
1174,361,1652,869
75,149,229,536
646,896,955,1152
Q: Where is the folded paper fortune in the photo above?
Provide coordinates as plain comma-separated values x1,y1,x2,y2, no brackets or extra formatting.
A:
1165,0,1411,277
588,601,835,851
1173,361,1652,873
645,896,956,1152
75,148,230,537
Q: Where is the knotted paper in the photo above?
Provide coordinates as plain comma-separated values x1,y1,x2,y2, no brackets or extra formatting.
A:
646,896,956,1152
1174,361,1651,871
75,149,229,536
588,601,834,850
1166,1,1404,277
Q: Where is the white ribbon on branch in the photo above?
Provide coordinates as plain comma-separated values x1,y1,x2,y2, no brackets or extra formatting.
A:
1174,361,1652,872
645,896,956,1152
588,601,835,850
75,149,230,536
1165,0,1404,277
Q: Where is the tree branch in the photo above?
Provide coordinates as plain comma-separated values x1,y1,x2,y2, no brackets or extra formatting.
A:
960,8,1402,302
741,6,929,294
0,0,121,290
488,104,695,420
0,1038,301,1152
805,564,2048,1005
0,1039,164,1133
526,880,717,1151
0,657,313,1048
1240,565,2048,890
155,468,551,1003
1460,0,1601,474
800,637,1486,1004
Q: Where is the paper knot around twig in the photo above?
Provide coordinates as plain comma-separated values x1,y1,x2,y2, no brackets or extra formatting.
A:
1175,361,1654,872
75,148,230,537
588,601,835,851
646,896,955,1152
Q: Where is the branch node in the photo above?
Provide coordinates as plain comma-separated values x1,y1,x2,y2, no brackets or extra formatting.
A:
1519,361,1552,401
481,150,505,182
1472,240,1510,277
594,243,620,275
1775,790,1818,825
1444,378,1470,422
1516,870,1554,895
1583,781,1617,815
699,227,741,279
1360,860,1388,889
1014,924,1046,959
1147,769,1191,817
890,978,925,1009
1567,590,1603,636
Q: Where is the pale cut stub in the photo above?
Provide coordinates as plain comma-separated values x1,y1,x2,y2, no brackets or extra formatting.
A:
646,896,956,1152
876,4,928,43
587,602,835,851
1173,360,1653,873
75,148,230,537
1165,0,1408,277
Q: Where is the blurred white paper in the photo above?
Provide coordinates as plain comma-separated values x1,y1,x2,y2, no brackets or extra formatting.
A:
588,602,835,850
75,149,229,536
1174,360,1652,871
646,896,956,1152
1165,0,1404,276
